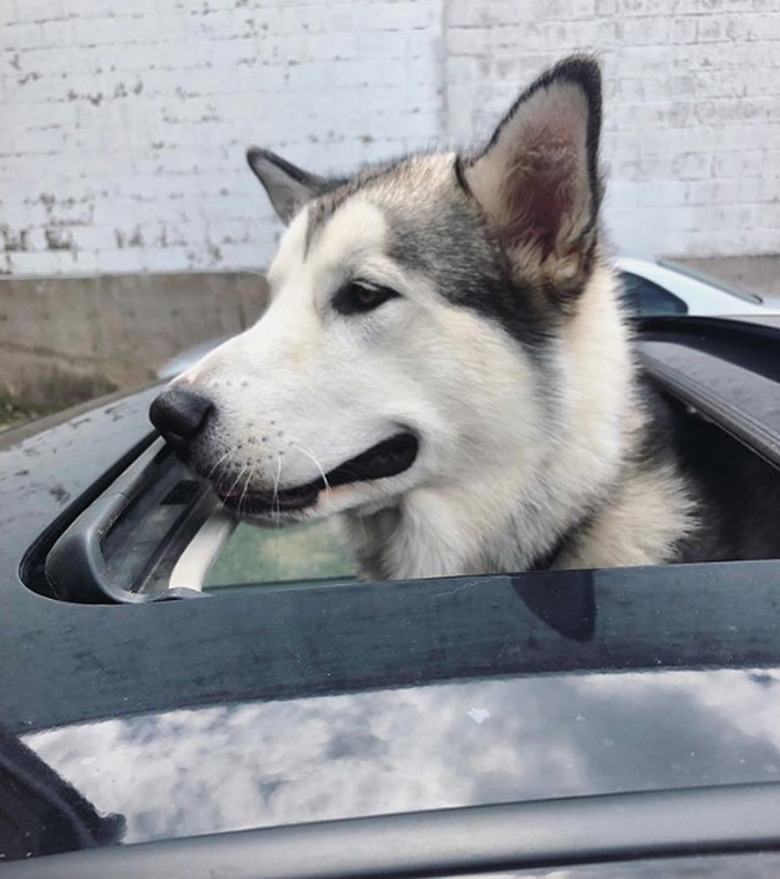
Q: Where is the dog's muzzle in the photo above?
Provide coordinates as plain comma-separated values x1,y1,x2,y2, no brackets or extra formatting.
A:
218,432,420,516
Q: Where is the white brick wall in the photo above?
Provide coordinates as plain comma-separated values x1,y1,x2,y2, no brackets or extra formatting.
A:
1,0,778,277
446,0,780,258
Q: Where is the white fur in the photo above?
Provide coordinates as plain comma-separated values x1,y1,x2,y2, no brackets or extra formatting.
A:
180,191,544,531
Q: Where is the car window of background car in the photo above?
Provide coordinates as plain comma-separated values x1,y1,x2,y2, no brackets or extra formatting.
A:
619,271,689,316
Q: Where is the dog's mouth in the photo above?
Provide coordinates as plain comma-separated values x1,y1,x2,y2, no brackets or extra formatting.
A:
216,432,419,515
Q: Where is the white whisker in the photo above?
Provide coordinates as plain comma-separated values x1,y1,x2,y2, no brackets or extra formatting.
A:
272,454,283,576
206,448,234,483
238,463,256,515
272,454,282,522
228,464,247,500
290,442,331,496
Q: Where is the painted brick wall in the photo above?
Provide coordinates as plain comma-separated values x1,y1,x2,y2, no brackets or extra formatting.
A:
445,0,780,258
1,0,444,277
1,0,778,277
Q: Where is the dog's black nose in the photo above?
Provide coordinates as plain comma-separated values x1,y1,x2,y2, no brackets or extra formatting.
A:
150,387,214,446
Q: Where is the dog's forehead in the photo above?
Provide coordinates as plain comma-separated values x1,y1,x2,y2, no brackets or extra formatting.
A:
267,152,459,289
268,198,389,289
309,152,457,238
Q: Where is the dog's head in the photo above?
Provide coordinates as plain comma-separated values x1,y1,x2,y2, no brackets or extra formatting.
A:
150,56,606,525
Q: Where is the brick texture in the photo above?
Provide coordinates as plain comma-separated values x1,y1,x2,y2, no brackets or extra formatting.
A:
1,0,778,276
446,0,780,258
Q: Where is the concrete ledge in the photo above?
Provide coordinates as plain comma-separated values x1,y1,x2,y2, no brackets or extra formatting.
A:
0,272,268,411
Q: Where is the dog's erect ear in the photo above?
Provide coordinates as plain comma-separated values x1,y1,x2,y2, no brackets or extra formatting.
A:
246,148,325,224
463,56,603,271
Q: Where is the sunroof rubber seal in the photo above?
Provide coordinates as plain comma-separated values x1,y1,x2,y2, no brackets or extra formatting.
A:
44,439,218,604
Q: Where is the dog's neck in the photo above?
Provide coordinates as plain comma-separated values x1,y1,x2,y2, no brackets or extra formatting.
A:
341,457,624,580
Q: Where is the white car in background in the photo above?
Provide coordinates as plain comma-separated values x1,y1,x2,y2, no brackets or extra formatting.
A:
616,257,775,318
159,258,777,379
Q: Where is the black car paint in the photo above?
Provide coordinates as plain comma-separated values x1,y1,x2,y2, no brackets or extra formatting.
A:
1,319,780,867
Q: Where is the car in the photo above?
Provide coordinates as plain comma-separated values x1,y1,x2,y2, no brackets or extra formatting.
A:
615,257,777,318
1,310,780,877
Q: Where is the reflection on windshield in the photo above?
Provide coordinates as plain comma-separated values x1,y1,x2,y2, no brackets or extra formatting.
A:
22,668,780,846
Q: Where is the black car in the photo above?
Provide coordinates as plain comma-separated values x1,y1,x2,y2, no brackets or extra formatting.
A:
2,313,780,878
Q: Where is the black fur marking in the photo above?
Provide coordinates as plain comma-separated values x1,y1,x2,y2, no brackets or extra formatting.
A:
301,151,566,363
267,60,607,338
387,195,556,356
246,148,321,189
255,61,609,355
453,154,471,196
298,148,568,362
246,147,349,228
247,141,559,352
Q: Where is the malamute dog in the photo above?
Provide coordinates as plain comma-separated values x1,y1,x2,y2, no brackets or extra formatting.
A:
150,56,780,579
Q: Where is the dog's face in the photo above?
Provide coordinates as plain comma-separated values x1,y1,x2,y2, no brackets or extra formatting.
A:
150,57,604,526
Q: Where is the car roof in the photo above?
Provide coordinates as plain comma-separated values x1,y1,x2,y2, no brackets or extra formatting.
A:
2,315,780,870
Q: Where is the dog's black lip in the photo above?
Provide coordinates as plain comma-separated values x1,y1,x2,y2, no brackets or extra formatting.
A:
217,432,419,514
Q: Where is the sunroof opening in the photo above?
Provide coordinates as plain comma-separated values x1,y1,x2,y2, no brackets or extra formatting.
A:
40,439,358,604
36,321,780,606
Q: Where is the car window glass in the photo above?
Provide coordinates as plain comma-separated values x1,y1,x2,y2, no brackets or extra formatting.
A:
203,519,356,592
620,271,689,316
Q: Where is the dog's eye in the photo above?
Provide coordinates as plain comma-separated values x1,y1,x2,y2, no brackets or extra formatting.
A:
333,281,400,315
